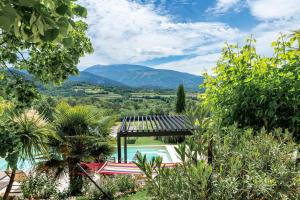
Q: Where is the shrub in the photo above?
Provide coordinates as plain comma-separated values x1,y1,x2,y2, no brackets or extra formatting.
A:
136,124,300,200
84,175,137,199
21,174,58,199
115,175,136,193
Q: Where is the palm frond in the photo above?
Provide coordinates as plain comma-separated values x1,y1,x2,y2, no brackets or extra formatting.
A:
11,108,57,161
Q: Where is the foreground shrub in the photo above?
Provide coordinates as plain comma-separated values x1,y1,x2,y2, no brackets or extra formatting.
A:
21,174,58,199
84,175,137,199
136,125,300,200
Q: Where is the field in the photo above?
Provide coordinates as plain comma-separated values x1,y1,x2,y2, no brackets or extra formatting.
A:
41,82,198,119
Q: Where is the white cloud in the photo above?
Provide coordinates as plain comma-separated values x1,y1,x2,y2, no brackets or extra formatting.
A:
78,0,241,71
251,18,299,55
155,53,221,75
77,0,300,75
207,0,241,14
247,0,300,20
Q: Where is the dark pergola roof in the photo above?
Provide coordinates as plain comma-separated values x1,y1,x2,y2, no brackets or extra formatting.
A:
117,115,194,163
118,115,194,137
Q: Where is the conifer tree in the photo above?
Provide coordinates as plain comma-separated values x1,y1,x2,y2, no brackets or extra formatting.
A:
176,84,185,113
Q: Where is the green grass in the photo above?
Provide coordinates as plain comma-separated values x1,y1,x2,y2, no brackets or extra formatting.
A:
134,137,165,145
118,190,149,200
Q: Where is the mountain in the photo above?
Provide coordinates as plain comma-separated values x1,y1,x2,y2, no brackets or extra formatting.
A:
84,64,203,90
67,71,127,87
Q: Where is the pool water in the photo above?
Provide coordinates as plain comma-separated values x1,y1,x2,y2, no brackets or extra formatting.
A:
0,146,173,170
0,159,33,171
112,146,172,163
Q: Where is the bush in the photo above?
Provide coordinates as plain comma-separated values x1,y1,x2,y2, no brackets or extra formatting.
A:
21,174,58,199
115,175,136,193
136,123,300,200
85,175,137,199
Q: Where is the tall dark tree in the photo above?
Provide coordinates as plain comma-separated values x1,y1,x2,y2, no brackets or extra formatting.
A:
176,84,185,113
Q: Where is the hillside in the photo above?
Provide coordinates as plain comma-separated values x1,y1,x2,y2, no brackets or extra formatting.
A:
67,71,126,87
84,64,203,90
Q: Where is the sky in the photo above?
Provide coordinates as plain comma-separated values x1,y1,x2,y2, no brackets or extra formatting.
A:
77,0,300,75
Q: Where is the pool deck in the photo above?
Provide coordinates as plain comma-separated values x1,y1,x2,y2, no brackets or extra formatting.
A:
165,145,181,163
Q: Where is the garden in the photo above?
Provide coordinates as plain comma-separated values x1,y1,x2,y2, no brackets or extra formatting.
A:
0,0,299,199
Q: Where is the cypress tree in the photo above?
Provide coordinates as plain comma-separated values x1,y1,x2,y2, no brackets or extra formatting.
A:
176,84,185,113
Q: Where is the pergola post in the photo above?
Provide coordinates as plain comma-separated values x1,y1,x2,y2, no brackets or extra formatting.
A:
124,136,127,163
117,132,121,163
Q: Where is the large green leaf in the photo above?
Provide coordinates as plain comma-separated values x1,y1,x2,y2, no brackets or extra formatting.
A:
42,28,60,41
73,5,87,18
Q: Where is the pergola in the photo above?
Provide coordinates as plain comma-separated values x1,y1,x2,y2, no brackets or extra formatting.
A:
117,115,194,163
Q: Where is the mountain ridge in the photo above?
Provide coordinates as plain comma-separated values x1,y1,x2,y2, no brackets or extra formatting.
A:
83,64,203,90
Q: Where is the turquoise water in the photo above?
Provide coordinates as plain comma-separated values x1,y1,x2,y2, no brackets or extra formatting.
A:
0,159,33,171
112,146,172,163
0,146,172,170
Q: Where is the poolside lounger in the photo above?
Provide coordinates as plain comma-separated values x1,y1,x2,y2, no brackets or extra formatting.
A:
0,171,24,197
81,162,176,175
0,171,7,181
5,170,27,182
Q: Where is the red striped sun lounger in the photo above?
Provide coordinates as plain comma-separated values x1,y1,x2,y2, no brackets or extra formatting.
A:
81,162,176,175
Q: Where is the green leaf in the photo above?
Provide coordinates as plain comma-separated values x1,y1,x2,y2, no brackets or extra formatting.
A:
73,5,87,18
0,16,13,31
13,0,39,7
42,28,59,41
36,17,44,35
57,17,69,34
56,5,69,15
62,37,73,48
30,12,37,26
0,4,17,31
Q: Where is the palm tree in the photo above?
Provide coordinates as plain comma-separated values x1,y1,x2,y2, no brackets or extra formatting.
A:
38,102,114,196
3,108,56,200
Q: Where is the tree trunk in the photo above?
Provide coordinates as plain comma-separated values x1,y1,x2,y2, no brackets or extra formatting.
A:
207,138,213,199
207,138,213,165
68,160,83,196
3,168,16,200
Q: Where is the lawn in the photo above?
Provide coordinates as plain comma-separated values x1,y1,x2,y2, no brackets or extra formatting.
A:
133,137,165,145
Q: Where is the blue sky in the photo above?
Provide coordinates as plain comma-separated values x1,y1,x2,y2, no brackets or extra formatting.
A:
78,0,300,75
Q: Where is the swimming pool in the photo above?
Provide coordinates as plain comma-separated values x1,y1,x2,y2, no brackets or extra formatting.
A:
0,159,33,171
0,145,173,170
112,145,172,163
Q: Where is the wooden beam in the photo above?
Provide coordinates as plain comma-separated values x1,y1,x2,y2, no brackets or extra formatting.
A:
119,117,127,133
152,115,161,130
120,130,192,137
148,115,155,131
155,115,167,131
158,115,172,130
167,115,182,130
145,115,149,131
127,116,132,132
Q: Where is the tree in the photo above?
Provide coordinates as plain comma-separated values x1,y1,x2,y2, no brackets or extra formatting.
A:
37,102,114,196
0,108,56,199
202,33,300,140
0,0,92,108
176,84,185,113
